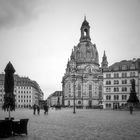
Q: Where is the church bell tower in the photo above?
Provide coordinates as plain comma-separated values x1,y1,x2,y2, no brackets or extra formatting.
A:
80,16,91,42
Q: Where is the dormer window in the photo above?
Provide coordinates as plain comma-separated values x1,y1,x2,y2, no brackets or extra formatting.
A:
130,64,135,70
122,65,127,70
114,66,119,71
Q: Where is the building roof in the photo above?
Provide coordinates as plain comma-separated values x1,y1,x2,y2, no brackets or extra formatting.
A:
47,91,63,99
0,73,44,96
103,58,140,72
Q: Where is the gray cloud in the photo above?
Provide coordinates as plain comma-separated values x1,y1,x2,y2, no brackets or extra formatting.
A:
0,0,45,29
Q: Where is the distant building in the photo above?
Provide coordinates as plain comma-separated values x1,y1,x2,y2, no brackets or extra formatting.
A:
0,74,44,108
47,91,63,107
102,58,140,109
62,18,103,108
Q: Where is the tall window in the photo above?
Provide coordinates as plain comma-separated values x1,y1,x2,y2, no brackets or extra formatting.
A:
114,95,119,100
122,87,127,92
122,95,127,100
106,87,111,92
89,84,92,98
114,80,119,85
106,74,111,78
106,103,111,108
122,79,127,84
68,83,71,93
78,84,81,97
106,95,111,100
122,72,127,78
106,80,111,85
130,72,135,77
114,73,119,78
114,87,119,92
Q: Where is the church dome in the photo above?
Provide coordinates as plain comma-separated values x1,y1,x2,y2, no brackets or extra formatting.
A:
71,18,99,66
73,42,99,65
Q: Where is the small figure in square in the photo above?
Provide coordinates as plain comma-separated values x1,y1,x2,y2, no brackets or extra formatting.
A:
44,103,49,115
33,104,37,115
37,105,40,115
129,105,133,114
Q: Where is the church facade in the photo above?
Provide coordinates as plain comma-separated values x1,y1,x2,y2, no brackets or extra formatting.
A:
62,18,103,108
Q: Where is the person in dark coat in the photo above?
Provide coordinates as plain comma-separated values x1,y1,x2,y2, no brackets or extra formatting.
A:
33,104,36,115
37,105,40,115
44,103,49,115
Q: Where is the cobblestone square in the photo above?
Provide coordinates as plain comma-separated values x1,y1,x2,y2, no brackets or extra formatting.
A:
0,108,140,140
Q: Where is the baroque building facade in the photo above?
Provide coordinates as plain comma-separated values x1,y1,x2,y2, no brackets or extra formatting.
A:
102,58,140,109
62,18,103,108
0,73,44,108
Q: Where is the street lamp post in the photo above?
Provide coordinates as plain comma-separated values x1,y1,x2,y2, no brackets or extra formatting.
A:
71,61,77,114
73,75,76,114
81,74,84,109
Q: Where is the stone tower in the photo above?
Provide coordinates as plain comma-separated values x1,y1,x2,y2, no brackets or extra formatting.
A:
62,18,103,107
101,51,108,69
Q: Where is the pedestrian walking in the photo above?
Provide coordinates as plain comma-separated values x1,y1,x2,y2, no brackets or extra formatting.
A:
37,105,40,115
44,103,49,115
33,104,36,115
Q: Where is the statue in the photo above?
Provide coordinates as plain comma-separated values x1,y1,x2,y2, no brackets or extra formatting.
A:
127,79,139,106
131,79,135,92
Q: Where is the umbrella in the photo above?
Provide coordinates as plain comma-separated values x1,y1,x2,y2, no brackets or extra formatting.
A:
2,62,15,119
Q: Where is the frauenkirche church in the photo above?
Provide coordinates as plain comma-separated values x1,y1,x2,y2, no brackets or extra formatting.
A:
62,17,103,107
49,18,140,109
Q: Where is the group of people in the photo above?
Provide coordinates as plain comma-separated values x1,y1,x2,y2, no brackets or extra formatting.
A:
33,103,49,115
33,104,40,115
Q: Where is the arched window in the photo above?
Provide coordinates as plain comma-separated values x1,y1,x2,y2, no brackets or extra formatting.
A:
78,100,81,104
84,28,88,36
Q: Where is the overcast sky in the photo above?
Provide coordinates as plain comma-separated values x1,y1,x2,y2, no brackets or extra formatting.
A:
0,0,140,99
